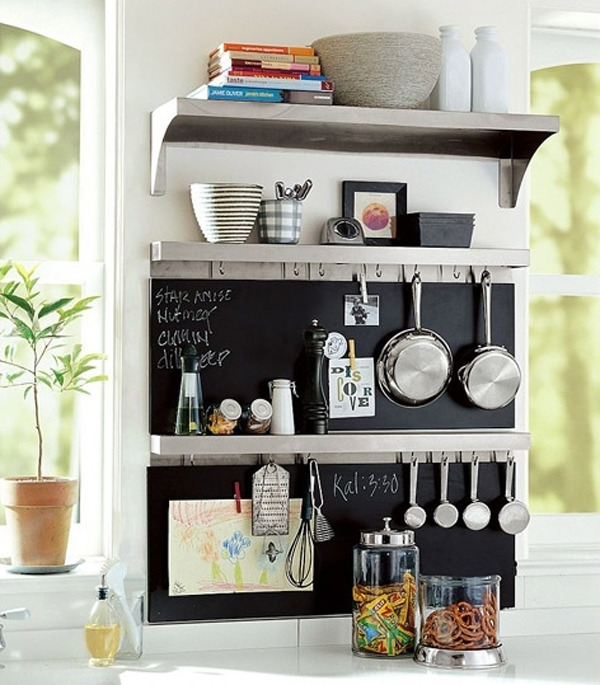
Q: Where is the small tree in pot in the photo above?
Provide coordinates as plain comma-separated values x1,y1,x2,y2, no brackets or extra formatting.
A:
0,262,107,567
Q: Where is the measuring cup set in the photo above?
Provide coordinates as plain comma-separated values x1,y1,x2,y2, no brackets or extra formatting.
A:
377,270,521,411
404,453,530,535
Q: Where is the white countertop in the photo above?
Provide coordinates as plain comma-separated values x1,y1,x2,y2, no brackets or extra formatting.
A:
1,634,598,684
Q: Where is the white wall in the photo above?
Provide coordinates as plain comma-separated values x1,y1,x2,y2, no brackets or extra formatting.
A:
118,0,531,573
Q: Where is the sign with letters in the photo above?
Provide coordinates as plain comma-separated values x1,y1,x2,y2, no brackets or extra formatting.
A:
328,357,375,418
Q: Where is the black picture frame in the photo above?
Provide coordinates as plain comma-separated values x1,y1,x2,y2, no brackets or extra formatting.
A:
342,180,407,246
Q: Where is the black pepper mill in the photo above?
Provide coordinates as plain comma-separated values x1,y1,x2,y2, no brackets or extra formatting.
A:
302,319,329,434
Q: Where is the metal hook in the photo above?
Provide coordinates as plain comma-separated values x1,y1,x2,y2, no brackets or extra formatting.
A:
375,264,382,278
219,261,225,276
293,262,300,277
453,265,462,280
319,263,325,277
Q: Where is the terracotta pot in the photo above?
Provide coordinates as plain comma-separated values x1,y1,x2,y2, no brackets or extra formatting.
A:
0,477,78,567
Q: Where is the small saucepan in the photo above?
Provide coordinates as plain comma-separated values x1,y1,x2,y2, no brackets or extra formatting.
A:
377,273,453,407
458,270,521,411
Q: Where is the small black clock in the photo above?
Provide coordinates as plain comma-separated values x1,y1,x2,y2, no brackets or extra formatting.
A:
320,217,365,245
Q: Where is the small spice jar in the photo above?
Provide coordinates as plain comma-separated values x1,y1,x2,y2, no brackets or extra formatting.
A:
415,575,506,669
352,517,419,658
206,399,242,435
240,398,272,434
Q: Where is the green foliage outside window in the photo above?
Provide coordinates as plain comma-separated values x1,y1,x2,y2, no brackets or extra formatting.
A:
530,63,600,513
0,25,82,517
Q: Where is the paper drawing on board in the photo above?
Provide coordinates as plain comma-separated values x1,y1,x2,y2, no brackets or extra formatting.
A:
168,498,309,595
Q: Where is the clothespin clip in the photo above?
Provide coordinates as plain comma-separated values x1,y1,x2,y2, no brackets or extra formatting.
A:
348,339,356,371
359,266,369,304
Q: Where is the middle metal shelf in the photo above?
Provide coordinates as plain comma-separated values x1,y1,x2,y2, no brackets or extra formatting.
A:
150,431,531,460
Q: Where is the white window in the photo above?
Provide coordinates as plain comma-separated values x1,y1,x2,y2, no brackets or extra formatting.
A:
528,7,600,547
0,0,109,557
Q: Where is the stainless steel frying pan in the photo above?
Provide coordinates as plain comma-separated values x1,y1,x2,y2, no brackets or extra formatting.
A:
377,273,453,407
458,270,521,410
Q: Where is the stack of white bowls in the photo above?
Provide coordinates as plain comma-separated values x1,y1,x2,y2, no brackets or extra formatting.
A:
190,183,263,243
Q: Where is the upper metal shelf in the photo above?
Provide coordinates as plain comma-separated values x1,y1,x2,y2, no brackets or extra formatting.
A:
150,97,559,207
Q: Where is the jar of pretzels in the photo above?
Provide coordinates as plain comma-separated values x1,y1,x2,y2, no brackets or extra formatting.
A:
415,575,507,669
352,518,419,658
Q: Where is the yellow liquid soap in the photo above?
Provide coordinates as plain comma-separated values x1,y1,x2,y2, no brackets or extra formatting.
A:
84,623,121,667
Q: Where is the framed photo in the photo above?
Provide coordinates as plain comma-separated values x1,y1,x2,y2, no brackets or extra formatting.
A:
342,181,407,245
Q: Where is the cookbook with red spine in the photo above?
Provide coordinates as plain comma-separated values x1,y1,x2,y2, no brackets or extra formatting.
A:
209,50,320,65
208,59,321,76
209,42,315,57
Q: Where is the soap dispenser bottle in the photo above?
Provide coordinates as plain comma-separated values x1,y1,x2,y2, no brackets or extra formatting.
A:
84,575,121,667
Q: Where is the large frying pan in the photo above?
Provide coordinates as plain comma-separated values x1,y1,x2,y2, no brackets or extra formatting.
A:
377,273,453,407
458,270,521,410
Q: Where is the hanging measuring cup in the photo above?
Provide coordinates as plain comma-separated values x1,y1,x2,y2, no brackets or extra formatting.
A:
268,379,297,435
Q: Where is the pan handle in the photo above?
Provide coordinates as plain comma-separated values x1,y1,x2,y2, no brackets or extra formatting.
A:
482,270,492,346
412,272,422,331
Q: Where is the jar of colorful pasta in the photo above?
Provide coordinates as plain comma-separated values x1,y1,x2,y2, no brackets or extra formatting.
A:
352,518,418,658
415,575,507,669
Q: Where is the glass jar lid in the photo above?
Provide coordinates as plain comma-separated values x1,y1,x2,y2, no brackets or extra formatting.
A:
219,398,242,421
250,398,272,420
360,517,415,546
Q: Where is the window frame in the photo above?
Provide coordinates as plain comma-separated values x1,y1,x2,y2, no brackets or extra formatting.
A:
528,6,600,552
0,0,112,559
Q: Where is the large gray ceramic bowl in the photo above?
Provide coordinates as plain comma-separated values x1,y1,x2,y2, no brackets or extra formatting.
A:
311,32,442,109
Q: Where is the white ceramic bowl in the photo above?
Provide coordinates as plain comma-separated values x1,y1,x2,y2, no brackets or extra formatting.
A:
311,32,442,109
190,183,263,243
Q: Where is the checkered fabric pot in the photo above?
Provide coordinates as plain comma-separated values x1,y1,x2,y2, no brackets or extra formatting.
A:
258,200,302,244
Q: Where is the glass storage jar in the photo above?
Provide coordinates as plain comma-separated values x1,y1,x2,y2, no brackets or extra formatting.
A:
415,574,506,669
352,517,418,658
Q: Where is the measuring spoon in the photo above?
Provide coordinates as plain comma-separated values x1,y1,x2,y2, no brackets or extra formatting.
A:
404,455,427,529
433,455,459,528
498,454,530,535
462,454,491,531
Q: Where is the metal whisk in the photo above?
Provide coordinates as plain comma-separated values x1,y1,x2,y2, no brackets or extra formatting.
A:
285,479,314,588
309,458,335,542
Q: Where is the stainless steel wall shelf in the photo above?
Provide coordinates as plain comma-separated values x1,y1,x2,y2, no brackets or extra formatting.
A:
150,431,531,461
150,241,529,281
150,97,558,207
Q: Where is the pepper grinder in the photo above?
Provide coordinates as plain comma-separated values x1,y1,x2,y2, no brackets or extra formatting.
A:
302,319,328,434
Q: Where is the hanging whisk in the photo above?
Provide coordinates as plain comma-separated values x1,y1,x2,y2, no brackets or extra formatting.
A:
285,477,314,588
309,458,335,542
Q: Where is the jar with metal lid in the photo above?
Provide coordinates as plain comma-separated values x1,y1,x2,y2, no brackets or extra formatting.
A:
352,517,419,658
240,398,273,434
414,574,506,669
206,399,242,435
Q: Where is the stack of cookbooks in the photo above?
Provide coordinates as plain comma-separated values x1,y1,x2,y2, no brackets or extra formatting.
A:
187,41,334,105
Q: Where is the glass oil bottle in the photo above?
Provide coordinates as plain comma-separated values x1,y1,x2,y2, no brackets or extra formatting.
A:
175,344,205,435
84,575,121,667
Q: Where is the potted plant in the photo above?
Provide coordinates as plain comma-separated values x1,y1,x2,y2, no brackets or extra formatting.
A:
0,262,106,567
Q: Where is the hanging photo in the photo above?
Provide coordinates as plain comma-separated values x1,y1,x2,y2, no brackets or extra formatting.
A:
344,295,380,326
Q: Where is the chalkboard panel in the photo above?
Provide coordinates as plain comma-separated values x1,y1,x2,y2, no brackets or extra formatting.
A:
147,463,515,623
149,280,516,434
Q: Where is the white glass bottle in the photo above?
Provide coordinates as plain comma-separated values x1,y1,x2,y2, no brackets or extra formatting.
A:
431,25,471,112
84,580,121,667
470,26,508,113
268,379,296,435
